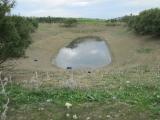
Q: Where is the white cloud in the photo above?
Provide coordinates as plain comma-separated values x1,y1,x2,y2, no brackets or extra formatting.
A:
13,0,160,18
16,0,105,8
70,1,89,7
21,8,80,17
123,0,160,7
14,0,107,17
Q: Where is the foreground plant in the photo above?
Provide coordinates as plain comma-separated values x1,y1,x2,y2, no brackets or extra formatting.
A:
0,72,11,120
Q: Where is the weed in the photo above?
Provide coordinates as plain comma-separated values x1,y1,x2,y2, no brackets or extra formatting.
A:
136,48,153,53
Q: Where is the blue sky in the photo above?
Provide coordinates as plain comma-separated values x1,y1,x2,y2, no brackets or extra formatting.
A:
12,0,160,19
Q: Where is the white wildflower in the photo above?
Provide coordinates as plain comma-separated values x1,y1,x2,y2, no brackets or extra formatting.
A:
112,96,117,100
65,102,72,109
86,117,90,120
106,115,111,118
73,114,78,119
38,108,44,111
66,113,70,117
46,99,52,102
126,81,130,84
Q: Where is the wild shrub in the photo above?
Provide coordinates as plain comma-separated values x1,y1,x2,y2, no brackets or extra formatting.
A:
0,17,22,59
63,18,78,27
0,0,38,64
36,17,65,23
28,18,39,29
127,8,160,36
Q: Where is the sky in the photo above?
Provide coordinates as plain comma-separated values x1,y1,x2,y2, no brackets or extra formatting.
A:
12,0,160,19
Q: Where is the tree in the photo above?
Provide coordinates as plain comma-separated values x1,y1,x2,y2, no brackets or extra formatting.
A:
0,0,15,17
0,0,38,65
0,17,22,60
127,8,160,36
0,0,15,64
63,18,78,27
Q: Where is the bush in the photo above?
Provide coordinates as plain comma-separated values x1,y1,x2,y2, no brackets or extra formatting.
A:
0,1,38,64
27,18,39,29
63,18,78,27
105,18,121,26
0,17,22,59
0,16,38,60
0,0,15,17
36,17,65,23
127,8,160,36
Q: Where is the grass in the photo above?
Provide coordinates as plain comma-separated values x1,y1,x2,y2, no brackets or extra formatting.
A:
3,22,160,119
1,82,160,119
105,22,122,26
8,23,160,71
1,65,160,119
2,84,159,107
136,48,153,53
77,18,106,25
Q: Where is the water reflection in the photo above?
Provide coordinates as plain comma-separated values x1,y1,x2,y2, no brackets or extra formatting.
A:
53,37,111,70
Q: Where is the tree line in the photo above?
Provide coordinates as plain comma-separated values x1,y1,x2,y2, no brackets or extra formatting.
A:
0,0,38,65
105,8,160,36
37,17,66,23
37,17,78,27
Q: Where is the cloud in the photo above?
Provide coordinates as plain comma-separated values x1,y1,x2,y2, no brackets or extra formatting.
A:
16,0,105,8
13,0,107,17
70,2,89,7
19,8,80,17
122,0,160,7
12,0,160,18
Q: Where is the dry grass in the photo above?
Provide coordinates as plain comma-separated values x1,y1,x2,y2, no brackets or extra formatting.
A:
5,23,160,87
2,23,160,120
8,23,160,71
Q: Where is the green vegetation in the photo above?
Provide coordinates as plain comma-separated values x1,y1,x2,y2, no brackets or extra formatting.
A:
27,17,39,30
127,8,160,36
1,83,159,108
105,19,121,26
36,17,106,25
62,18,78,27
137,48,153,54
1,64,160,119
1,65,160,119
77,18,106,25
0,1,160,119
36,17,79,27
0,0,38,65
36,17,66,23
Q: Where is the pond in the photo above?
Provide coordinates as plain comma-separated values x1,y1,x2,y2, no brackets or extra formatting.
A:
53,36,112,70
